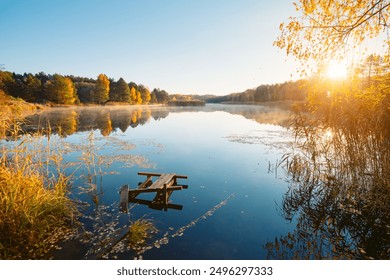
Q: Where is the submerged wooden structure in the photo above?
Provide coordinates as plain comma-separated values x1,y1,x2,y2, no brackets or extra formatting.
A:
120,172,188,212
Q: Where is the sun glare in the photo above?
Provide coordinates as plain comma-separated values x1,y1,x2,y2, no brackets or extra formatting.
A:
326,60,348,79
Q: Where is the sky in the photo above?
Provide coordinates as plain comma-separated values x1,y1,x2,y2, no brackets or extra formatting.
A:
0,0,300,95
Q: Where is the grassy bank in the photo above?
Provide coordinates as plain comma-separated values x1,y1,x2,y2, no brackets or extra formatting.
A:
0,89,45,138
0,90,44,117
0,112,76,259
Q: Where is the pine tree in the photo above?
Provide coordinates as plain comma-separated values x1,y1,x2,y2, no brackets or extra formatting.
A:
116,77,130,102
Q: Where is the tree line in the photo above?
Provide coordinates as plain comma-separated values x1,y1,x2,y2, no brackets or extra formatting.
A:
0,71,171,105
206,54,388,105
207,80,307,103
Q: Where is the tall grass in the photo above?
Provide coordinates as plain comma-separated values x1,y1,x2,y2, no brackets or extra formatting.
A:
266,77,390,259
0,120,77,259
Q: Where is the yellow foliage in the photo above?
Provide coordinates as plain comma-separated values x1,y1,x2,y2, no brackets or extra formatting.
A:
275,0,390,73
97,74,110,92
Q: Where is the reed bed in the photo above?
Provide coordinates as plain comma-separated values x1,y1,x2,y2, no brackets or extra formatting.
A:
266,80,390,259
0,122,77,259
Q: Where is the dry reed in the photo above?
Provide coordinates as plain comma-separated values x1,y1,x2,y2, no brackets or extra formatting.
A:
0,121,77,259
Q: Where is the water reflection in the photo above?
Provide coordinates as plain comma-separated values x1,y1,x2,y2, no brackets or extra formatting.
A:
128,197,183,211
265,166,390,259
23,107,155,137
21,104,291,137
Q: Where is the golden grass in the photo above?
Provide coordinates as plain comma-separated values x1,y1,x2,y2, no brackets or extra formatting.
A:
127,219,157,248
0,122,76,259
0,90,45,139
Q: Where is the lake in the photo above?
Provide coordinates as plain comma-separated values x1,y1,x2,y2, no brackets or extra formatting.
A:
20,103,296,259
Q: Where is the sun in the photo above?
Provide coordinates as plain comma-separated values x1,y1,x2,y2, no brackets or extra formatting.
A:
326,60,348,79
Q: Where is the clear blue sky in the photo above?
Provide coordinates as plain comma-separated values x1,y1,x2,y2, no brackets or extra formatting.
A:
0,0,299,95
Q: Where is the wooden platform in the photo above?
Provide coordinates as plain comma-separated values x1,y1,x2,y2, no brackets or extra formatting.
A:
120,172,188,212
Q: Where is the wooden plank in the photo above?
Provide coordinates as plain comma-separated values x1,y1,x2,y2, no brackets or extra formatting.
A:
137,172,163,177
138,176,153,189
119,185,129,213
128,188,160,194
165,186,184,191
148,173,175,189
130,177,153,199
138,172,188,179
128,185,184,195
163,184,168,207
174,174,188,179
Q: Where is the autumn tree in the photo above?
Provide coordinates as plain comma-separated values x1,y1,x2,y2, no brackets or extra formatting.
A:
275,0,390,72
44,74,76,104
129,86,137,104
138,84,151,104
129,82,142,104
136,89,142,104
0,71,14,93
93,74,110,104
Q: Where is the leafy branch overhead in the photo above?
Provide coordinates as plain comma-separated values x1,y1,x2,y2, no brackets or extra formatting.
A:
275,0,390,68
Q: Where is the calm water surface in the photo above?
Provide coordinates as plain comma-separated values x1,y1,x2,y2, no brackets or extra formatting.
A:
24,104,295,259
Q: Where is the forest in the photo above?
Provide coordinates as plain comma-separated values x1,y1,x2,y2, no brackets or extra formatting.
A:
207,79,307,103
0,70,310,106
0,71,171,105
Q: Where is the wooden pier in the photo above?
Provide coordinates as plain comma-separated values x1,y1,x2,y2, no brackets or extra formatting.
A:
120,172,188,212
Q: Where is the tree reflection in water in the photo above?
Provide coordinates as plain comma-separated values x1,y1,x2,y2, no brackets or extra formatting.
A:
22,106,163,137
265,109,390,259
21,104,291,138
